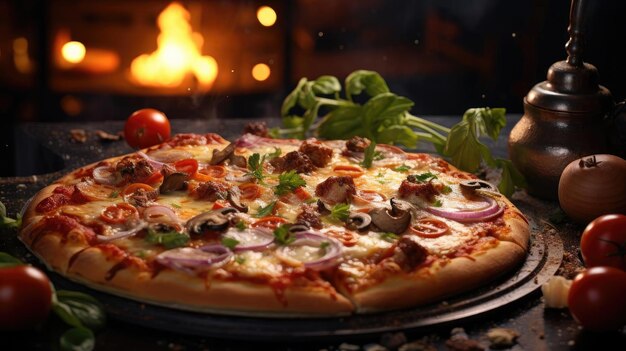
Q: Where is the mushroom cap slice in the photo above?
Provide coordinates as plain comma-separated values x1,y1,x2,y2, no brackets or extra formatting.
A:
186,211,230,234
346,212,371,231
369,207,411,234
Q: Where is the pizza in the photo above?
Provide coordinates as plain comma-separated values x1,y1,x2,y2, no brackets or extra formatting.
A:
19,131,530,316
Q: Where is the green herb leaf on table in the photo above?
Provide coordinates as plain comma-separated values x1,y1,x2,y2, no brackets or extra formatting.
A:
145,229,189,249
255,201,276,218
0,201,21,231
0,252,24,268
273,225,295,245
330,203,350,222
59,326,95,351
275,170,306,195
53,290,107,331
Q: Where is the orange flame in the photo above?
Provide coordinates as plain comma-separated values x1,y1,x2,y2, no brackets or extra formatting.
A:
130,2,218,90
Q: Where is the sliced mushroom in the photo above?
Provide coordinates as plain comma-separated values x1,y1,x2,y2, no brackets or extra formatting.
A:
216,207,238,216
369,205,411,235
460,179,498,192
159,172,189,194
186,211,230,234
346,212,371,231
229,154,247,168
209,143,235,165
227,187,248,213
289,223,310,233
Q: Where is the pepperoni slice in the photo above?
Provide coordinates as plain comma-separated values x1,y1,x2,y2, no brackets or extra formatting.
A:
410,218,449,238
239,183,263,200
252,216,287,230
100,203,139,224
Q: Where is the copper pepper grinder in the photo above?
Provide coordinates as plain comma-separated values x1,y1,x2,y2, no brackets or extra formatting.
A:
508,0,613,200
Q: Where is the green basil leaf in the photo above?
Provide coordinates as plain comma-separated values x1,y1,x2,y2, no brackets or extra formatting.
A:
345,70,389,100
362,93,413,141
145,229,190,249
312,75,341,95
55,291,106,330
59,327,95,351
302,101,321,138
496,159,527,197
465,107,507,141
281,78,308,117
298,81,318,110
317,105,365,140
0,252,24,268
376,125,418,148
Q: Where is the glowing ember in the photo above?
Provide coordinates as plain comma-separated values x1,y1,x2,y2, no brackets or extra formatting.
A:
130,2,218,90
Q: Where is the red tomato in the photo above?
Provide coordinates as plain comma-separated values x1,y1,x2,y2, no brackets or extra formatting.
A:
580,214,626,270
0,266,53,330
410,218,449,238
174,159,199,176
100,203,139,224
568,266,626,331
124,108,171,149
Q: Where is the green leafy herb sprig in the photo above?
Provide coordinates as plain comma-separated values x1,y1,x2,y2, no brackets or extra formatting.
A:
145,229,190,249
274,170,306,195
274,70,525,196
0,202,21,231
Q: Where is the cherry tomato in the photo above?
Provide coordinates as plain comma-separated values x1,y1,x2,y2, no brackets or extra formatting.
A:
100,203,139,224
580,214,626,270
124,108,171,149
568,266,626,331
0,265,53,330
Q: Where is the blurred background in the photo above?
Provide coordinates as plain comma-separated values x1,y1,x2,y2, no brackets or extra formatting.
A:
1,0,625,176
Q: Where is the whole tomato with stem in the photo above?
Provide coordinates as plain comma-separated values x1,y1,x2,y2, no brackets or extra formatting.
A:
568,266,626,332
580,214,626,270
124,108,171,149
0,265,53,330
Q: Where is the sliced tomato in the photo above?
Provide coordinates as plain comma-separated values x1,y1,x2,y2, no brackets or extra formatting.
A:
174,158,199,176
354,189,386,204
294,187,311,201
143,172,164,186
410,218,449,238
252,216,287,230
100,203,138,224
239,183,263,200
211,200,229,210
333,165,365,178
199,165,226,178
122,183,155,196
325,229,358,247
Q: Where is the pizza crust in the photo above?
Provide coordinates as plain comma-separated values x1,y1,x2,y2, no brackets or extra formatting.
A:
346,241,526,312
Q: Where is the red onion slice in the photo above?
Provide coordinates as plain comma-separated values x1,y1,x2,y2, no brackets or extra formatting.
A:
235,133,300,147
426,196,503,223
137,151,164,171
143,205,180,225
92,166,121,186
222,228,274,252
276,231,342,271
97,221,148,242
156,245,233,274
147,149,193,163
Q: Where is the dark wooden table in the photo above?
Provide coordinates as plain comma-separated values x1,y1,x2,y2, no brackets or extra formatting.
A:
1,116,624,351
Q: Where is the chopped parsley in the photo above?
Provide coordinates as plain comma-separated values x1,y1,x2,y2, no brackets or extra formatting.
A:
254,201,276,218
235,256,246,264
379,232,399,242
265,147,282,159
246,153,266,182
431,199,443,207
393,164,411,172
221,237,240,250
108,190,119,198
171,203,182,209
235,220,247,230
319,241,330,254
407,172,437,183
330,203,350,221
441,185,452,194
274,170,306,195
360,142,377,168
145,229,189,249
273,225,295,245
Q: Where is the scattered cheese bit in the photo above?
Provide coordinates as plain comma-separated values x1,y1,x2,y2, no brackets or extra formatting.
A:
541,275,572,308
486,328,519,348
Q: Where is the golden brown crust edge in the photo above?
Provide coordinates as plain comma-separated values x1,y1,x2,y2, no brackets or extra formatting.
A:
349,241,526,313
